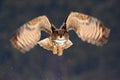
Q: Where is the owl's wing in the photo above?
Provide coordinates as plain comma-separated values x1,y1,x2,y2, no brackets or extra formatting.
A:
10,15,52,53
65,12,110,46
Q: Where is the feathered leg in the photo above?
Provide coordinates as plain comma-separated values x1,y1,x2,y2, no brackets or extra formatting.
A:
57,45,63,56
53,46,57,55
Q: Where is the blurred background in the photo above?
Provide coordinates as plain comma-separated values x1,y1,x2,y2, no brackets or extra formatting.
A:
0,0,120,80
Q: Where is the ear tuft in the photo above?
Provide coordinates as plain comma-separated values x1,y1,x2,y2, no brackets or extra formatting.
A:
61,23,67,30
51,24,56,31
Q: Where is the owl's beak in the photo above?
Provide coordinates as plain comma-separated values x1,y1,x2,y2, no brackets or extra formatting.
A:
60,34,62,38
57,36,65,41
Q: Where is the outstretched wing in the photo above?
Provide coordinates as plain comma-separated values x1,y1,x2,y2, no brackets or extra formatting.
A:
10,15,52,53
65,12,110,46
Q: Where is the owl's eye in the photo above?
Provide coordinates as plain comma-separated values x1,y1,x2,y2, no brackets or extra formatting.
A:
55,31,59,34
63,30,67,35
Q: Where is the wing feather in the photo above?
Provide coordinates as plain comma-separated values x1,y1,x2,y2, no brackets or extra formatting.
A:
66,12,110,46
10,16,51,53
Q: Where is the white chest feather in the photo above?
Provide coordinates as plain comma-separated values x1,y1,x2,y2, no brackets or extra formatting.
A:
53,39,67,45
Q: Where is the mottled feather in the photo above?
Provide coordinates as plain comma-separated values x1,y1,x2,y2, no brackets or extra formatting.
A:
65,12,110,46
10,16,51,53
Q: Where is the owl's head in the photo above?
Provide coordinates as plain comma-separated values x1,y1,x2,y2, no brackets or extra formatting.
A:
51,24,69,44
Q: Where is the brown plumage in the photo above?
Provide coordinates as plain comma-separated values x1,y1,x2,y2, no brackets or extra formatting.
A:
10,12,110,56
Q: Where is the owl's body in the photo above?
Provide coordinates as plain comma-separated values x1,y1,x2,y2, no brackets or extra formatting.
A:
38,37,72,56
10,12,110,56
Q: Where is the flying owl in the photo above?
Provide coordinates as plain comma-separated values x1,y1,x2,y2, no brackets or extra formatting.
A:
10,12,110,56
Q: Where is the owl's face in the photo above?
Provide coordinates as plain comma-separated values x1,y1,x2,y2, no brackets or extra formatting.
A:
51,25,69,44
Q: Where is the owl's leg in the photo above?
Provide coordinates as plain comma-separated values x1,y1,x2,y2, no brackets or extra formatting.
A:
57,40,73,56
57,45,63,56
53,46,57,55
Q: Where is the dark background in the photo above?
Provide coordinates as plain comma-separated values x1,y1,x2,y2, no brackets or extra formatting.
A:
0,0,120,80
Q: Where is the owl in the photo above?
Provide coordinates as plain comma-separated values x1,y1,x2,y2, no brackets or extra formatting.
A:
10,12,110,56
